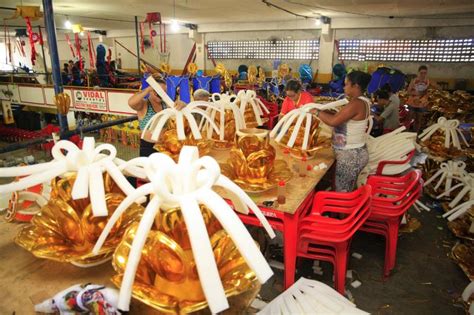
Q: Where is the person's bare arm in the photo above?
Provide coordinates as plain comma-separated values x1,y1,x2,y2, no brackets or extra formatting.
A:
408,79,417,95
317,99,362,127
128,86,152,111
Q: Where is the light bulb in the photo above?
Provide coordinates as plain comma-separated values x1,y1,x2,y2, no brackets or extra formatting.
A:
315,18,321,26
170,19,179,32
65,18,72,29
80,32,84,37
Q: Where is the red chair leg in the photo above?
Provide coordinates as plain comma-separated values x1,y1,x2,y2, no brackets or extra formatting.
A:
387,220,401,272
334,243,349,294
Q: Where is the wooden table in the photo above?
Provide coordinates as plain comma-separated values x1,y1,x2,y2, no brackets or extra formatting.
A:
210,143,335,288
0,144,334,313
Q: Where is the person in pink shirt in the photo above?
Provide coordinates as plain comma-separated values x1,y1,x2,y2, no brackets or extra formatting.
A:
280,80,314,116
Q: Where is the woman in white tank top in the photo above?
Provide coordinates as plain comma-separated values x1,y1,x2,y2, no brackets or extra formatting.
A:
315,71,372,192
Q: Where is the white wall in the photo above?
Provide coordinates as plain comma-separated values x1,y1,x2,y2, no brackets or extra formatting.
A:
112,33,194,71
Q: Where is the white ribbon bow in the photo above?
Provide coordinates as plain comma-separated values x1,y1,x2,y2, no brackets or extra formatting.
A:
93,146,275,313
237,90,269,126
419,117,469,149
142,76,221,142
0,137,139,217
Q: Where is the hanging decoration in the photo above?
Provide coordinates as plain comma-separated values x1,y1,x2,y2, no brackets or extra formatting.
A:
187,62,198,76
87,32,95,69
65,34,76,58
74,33,83,70
24,17,36,66
93,146,275,313
144,12,161,49
3,23,11,65
38,26,44,46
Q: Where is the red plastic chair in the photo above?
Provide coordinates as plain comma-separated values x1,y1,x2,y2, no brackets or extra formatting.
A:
360,170,422,277
375,149,416,176
291,185,372,294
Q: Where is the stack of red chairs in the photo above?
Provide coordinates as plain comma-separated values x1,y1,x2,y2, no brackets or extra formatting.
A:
291,185,372,294
360,170,422,277
375,149,416,176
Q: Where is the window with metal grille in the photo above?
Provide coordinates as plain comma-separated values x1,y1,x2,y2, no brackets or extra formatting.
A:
206,39,319,60
338,38,473,63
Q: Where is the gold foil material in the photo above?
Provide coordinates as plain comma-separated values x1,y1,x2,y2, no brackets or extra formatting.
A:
207,109,238,150
220,128,292,193
54,92,71,115
112,206,260,314
451,243,474,281
278,117,330,160
15,174,143,265
153,118,212,161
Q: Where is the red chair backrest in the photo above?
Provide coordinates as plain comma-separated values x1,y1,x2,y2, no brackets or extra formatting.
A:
376,149,415,175
367,170,422,216
302,185,372,238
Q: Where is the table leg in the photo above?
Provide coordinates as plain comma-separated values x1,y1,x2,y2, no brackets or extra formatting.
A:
283,212,298,289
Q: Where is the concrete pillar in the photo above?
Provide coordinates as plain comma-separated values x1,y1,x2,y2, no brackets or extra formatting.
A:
193,32,206,72
316,25,335,84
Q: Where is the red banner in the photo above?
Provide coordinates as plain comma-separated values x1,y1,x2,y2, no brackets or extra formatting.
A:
65,34,76,58
25,17,37,66
74,33,83,70
139,22,145,54
87,32,95,69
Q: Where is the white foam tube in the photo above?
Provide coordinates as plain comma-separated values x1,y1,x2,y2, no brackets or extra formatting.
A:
93,184,154,253
182,110,202,140
275,112,300,143
249,98,264,126
219,103,225,140
445,127,451,148
0,161,56,177
292,286,316,314
303,278,355,307
445,201,474,221
269,111,291,138
287,113,306,148
150,112,172,141
442,200,474,219
0,164,67,195
256,98,270,114
175,110,186,140
71,166,90,200
191,108,221,135
146,76,174,108
434,172,448,191
302,114,312,150
215,175,275,238
449,186,471,208
300,285,343,313
18,191,48,207
198,190,274,283
117,196,162,312
424,169,445,187
415,200,431,211
462,281,474,302
88,164,108,217
437,183,464,199
115,158,148,179
179,196,229,314
457,129,470,147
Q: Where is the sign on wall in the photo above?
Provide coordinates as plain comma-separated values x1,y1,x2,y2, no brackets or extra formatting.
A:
1,100,15,124
73,90,108,111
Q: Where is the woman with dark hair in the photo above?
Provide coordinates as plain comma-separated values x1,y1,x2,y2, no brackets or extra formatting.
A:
314,71,372,192
128,77,186,157
407,65,437,132
280,79,314,116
